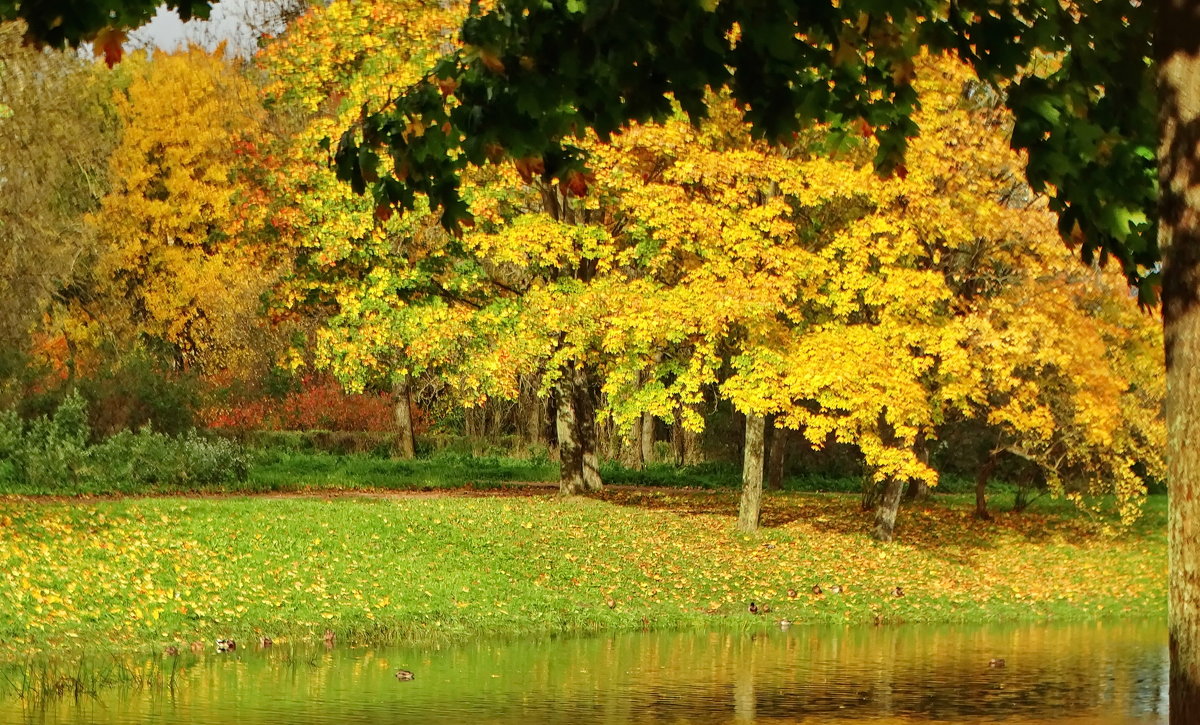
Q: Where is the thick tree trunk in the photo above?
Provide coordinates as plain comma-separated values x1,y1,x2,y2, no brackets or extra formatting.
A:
871,477,905,542
555,377,586,494
629,415,645,470
767,420,787,491
1159,8,1200,719
575,365,603,492
640,412,655,465
737,413,766,533
556,365,603,494
975,454,999,520
391,373,416,459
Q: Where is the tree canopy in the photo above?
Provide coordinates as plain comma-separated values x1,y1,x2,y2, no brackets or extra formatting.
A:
328,0,1158,299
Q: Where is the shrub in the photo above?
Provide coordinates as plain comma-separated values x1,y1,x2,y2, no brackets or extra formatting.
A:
200,374,426,433
8,391,92,491
77,351,200,436
92,429,249,491
0,392,248,494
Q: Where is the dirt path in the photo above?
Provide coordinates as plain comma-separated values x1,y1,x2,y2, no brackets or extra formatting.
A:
0,481,703,504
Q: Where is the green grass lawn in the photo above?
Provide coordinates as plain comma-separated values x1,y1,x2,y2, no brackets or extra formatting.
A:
0,486,1165,657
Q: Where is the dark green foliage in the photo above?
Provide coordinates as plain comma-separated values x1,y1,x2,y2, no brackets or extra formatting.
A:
0,1,210,48
76,351,201,436
333,0,1156,292
0,392,248,494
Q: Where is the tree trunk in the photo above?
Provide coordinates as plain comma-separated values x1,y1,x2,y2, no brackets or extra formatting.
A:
556,365,602,494
555,376,585,494
904,436,930,500
975,453,999,520
575,365,603,492
391,373,416,459
904,479,929,501
671,415,686,467
860,473,882,511
737,413,766,533
767,419,787,491
870,477,905,542
1158,7,1200,719
640,412,655,465
629,415,645,470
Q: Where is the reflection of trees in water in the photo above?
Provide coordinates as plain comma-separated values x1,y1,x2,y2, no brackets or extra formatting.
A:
2,621,1166,723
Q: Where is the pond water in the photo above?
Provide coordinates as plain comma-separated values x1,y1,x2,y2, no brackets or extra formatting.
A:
3,619,1166,724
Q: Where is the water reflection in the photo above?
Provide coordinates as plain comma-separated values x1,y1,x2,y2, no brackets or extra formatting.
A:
4,619,1167,724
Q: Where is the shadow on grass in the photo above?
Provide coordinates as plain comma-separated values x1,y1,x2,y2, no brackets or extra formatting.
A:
596,485,1164,555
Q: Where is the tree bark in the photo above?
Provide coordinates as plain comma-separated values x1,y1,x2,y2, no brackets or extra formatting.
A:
555,376,585,494
629,415,645,470
575,364,603,492
737,413,766,533
767,419,787,491
870,477,905,542
975,453,999,520
904,479,929,501
904,436,930,500
1158,7,1200,719
556,364,603,494
640,412,655,465
391,373,416,459
671,415,686,467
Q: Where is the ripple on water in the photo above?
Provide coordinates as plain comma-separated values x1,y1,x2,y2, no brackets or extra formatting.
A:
2,619,1167,724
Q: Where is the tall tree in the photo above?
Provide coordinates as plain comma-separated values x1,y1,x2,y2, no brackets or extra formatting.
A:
84,46,274,374
0,22,116,357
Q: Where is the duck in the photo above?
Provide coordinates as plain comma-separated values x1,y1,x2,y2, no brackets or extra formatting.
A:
748,601,760,615
778,619,792,629
812,584,823,595
259,636,273,648
323,629,336,646
164,645,179,657
989,658,1006,668
395,670,416,681
786,588,798,599
190,641,205,653
215,639,236,653
830,585,844,594
892,586,905,597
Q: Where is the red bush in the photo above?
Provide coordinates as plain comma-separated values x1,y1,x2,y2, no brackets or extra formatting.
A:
200,375,427,433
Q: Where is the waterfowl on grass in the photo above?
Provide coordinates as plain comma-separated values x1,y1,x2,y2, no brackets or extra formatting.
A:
787,588,798,599
395,670,416,681
892,586,905,597
778,619,792,629
190,641,205,653
215,639,236,652
323,629,336,646
812,584,823,595
748,601,760,615
830,585,844,594
989,658,1006,668
164,646,179,657
259,636,273,648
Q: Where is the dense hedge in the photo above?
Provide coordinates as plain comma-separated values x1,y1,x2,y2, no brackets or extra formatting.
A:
0,392,248,494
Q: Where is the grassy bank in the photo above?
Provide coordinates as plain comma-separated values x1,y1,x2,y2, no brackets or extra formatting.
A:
0,488,1164,656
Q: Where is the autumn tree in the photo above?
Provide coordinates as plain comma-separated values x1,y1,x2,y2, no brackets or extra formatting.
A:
6,2,1193,716
0,22,116,365
81,46,277,375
